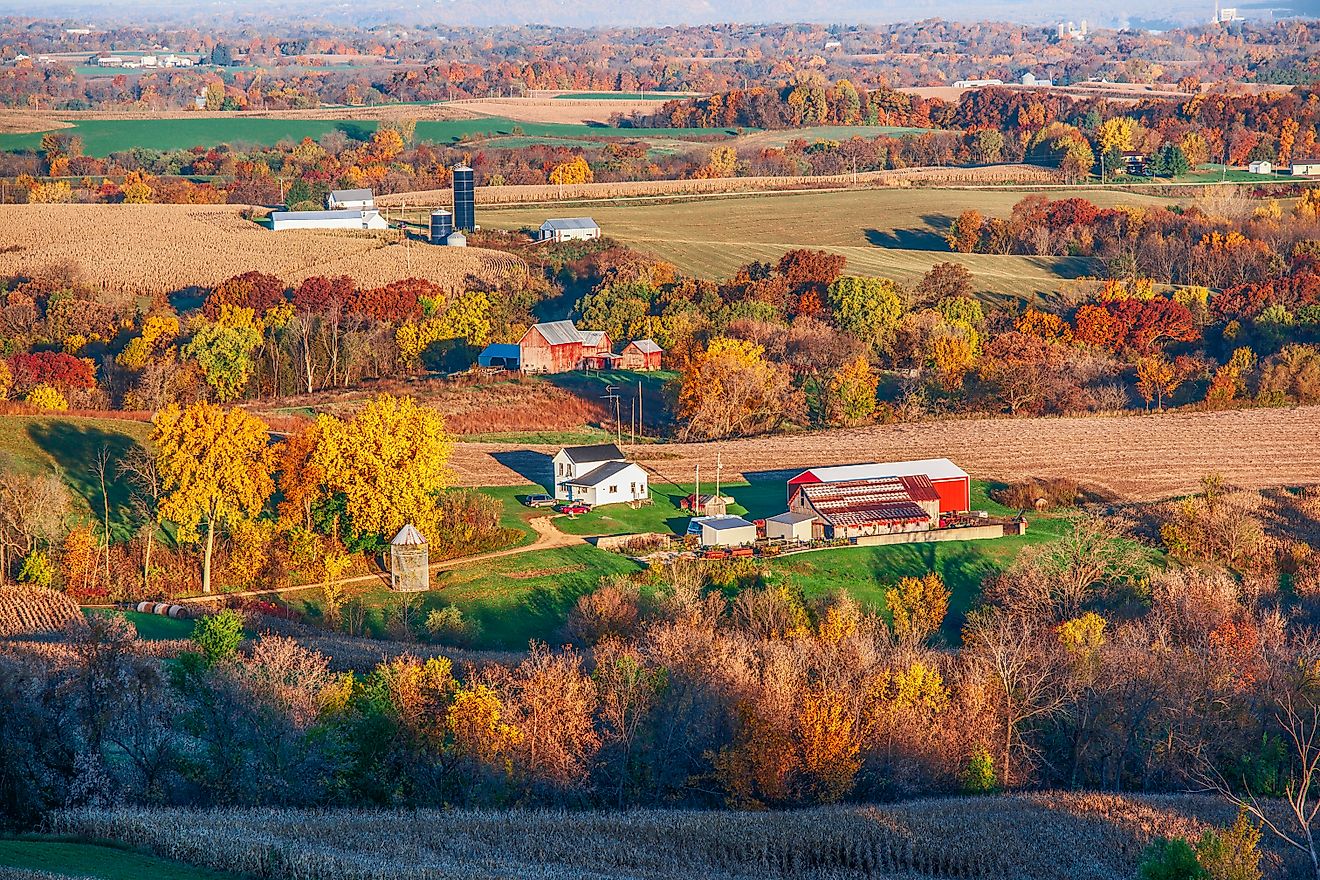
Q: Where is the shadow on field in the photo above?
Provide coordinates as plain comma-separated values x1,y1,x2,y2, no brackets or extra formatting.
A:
865,223,949,251
492,450,553,492
26,421,144,540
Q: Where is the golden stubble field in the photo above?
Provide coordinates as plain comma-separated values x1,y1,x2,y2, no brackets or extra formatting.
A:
450,405,1320,502
0,204,525,294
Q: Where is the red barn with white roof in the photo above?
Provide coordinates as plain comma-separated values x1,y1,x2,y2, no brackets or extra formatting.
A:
786,458,971,515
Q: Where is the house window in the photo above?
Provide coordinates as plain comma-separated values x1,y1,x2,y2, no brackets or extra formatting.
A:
608,485,618,494
629,482,636,495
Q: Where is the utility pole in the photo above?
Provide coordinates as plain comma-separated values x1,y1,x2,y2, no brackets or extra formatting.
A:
715,451,722,501
637,379,643,441
603,384,621,447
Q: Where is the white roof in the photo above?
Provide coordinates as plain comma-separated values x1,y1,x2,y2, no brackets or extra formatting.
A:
329,188,374,201
529,320,583,346
541,217,599,230
766,511,816,524
797,458,969,483
627,338,662,354
271,209,370,221
391,524,426,545
701,516,755,531
580,329,609,347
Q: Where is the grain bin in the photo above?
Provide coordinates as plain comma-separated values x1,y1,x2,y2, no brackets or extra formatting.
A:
429,209,454,244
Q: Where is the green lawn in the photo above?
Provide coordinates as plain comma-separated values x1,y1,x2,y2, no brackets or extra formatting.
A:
0,838,241,880
0,118,743,157
550,478,782,537
287,543,644,650
552,92,685,100
0,414,151,541
87,609,195,641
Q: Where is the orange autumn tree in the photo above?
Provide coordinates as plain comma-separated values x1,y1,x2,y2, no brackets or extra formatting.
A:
677,337,797,440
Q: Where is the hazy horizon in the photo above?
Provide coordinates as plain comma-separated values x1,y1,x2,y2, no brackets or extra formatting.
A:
0,0,1287,30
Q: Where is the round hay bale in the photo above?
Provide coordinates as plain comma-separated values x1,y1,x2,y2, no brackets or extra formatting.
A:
166,605,189,620
152,602,171,616
136,601,154,613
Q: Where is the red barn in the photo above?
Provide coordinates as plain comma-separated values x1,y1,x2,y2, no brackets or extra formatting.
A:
786,459,971,515
518,321,584,374
620,338,663,371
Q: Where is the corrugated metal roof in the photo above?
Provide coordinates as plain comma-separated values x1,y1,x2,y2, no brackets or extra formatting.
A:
329,188,374,201
766,511,817,524
702,516,755,531
798,478,935,528
898,474,941,503
796,458,969,484
566,460,639,487
628,339,662,354
580,330,609,347
530,320,584,346
391,524,426,545
541,217,599,230
560,443,625,464
271,209,368,221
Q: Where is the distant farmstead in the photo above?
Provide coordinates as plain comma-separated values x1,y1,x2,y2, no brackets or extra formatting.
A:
552,443,649,506
540,217,601,242
517,320,654,374
787,459,971,515
789,476,943,540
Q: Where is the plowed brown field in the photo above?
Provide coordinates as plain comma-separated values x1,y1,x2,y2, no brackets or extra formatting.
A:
450,406,1320,501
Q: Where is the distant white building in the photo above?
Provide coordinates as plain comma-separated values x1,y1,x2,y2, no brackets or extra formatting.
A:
1248,161,1273,175
540,217,601,243
1022,72,1053,87
1291,163,1320,176
96,55,126,67
269,209,389,231
326,188,376,211
953,78,1004,88
696,516,758,548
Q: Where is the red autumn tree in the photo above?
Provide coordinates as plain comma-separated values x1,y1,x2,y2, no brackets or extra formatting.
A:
203,271,287,318
6,351,97,393
292,275,357,315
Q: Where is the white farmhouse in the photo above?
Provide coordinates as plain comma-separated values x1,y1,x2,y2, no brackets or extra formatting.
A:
326,188,376,211
552,443,648,506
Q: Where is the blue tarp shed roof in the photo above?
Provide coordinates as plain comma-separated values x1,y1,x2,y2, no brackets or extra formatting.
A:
478,343,521,365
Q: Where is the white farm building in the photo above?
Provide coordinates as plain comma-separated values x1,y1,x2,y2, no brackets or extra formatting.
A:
695,516,758,547
551,443,648,506
540,217,601,243
1248,161,1273,175
269,209,389,231
327,188,376,211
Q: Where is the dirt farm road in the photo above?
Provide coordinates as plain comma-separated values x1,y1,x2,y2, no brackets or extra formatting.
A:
448,405,1320,503
177,516,584,606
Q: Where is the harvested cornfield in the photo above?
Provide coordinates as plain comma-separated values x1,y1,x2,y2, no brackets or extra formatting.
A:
378,164,1059,207
0,585,82,637
50,792,1305,879
453,404,1320,503
0,204,525,295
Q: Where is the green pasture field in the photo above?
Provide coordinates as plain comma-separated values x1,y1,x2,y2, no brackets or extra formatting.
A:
87,609,195,641
0,838,241,880
477,186,1182,306
0,414,151,541
0,117,743,157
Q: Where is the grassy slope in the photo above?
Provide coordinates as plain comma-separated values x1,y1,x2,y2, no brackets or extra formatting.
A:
478,187,1181,306
87,609,194,640
0,118,740,157
0,414,151,541
0,839,240,880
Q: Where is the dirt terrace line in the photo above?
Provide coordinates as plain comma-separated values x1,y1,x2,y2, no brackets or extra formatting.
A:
449,406,1320,502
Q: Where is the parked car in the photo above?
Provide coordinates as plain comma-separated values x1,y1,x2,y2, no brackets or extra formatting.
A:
524,494,556,508
557,502,591,516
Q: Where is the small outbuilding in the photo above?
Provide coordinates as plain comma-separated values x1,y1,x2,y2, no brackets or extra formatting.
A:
620,339,663,371
680,493,728,517
477,343,521,370
1249,161,1273,175
1292,163,1320,176
697,516,758,548
442,230,467,247
389,524,429,592
269,209,388,231
327,188,376,211
540,217,601,242
764,511,815,542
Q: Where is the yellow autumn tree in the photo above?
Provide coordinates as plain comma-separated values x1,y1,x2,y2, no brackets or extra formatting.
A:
676,337,795,440
449,683,522,766
311,393,454,541
121,170,154,204
0,360,11,400
827,355,878,426
929,325,979,391
1096,117,1138,154
395,291,492,364
152,402,275,594
548,156,594,186
885,572,950,646
695,145,738,178
797,687,863,803
25,384,68,411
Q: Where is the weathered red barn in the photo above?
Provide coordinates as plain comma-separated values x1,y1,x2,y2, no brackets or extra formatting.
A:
518,321,585,373
786,459,971,515
620,338,663,371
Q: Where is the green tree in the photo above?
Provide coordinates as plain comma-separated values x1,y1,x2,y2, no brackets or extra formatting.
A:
191,609,244,665
961,746,998,793
186,307,262,402
1196,809,1263,880
827,276,904,352
1140,838,1207,880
